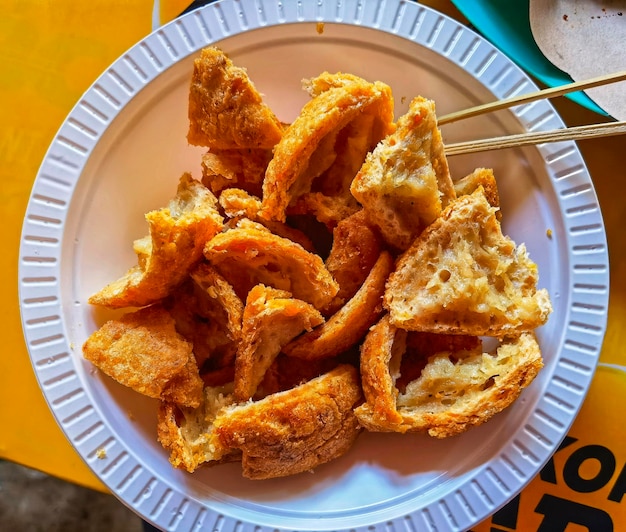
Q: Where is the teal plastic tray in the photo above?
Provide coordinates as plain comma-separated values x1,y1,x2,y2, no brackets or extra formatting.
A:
450,0,608,115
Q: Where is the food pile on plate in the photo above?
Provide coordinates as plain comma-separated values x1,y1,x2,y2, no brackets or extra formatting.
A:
82,47,553,480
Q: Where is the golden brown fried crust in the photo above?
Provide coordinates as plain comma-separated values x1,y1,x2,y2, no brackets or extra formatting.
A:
161,356,204,408
257,354,340,397
213,365,363,479
260,72,394,223
165,263,243,372
219,188,316,251
453,167,501,221
190,262,244,350
82,305,202,408
201,148,273,197
234,284,324,401
187,47,284,149
302,71,373,96
289,192,361,230
354,314,407,430
204,223,339,310
157,385,239,472
88,174,223,309
395,333,544,437
395,332,481,392
283,250,393,360
384,188,552,336
218,187,264,219
356,321,543,437
351,96,455,251
324,209,383,313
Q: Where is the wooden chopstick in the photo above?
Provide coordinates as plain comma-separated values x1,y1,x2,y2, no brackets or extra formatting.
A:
444,120,626,156
438,70,626,126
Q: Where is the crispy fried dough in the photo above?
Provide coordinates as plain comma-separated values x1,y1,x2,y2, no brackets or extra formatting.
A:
454,167,501,220
351,96,455,250
324,209,383,313
201,148,272,197
160,364,362,477
190,264,244,363
200,365,236,388
397,331,481,392
133,235,151,269
219,187,263,219
291,110,385,226
384,187,552,335
354,314,407,428
204,222,339,310
157,385,239,472
165,263,244,372
187,47,283,149
396,333,543,437
219,188,315,251
161,356,206,407
213,365,362,479
355,315,543,436
235,284,324,401
289,193,360,230
83,305,203,408
260,72,394,222
302,71,373,95
257,354,340,397
283,251,393,360
88,174,223,309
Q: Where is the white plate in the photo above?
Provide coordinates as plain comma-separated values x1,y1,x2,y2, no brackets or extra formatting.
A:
19,1,609,530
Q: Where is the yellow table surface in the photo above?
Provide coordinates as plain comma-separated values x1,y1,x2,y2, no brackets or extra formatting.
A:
2,1,625,530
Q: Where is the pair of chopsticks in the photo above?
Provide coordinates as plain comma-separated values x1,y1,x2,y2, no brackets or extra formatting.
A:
440,71,626,156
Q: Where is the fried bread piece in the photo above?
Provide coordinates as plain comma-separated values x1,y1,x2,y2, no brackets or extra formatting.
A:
396,332,543,437
396,331,482,393
213,364,362,479
157,384,240,472
454,167,501,220
257,353,340,397
201,148,272,197
356,316,482,429
219,188,315,251
324,209,383,313
351,96,455,250
291,110,383,226
204,221,339,310
83,305,203,408
88,174,223,309
161,357,206,407
165,263,244,372
187,47,283,149
355,315,543,436
303,71,373,95
235,284,324,401
218,187,264,219
260,72,394,222
289,192,361,230
132,235,151,269
384,187,552,335
354,314,407,428
283,251,393,360
190,264,244,364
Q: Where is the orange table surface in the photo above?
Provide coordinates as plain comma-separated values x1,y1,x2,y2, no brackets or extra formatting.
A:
2,1,625,530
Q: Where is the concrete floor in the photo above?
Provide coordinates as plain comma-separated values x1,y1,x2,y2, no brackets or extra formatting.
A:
0,459,144,532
